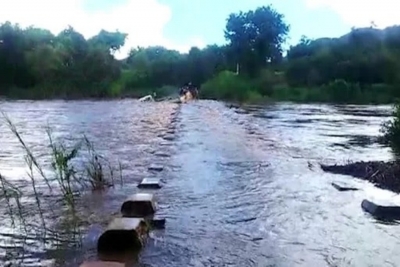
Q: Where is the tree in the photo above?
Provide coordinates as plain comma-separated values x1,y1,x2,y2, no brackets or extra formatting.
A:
224,5,290,76
88,30,127,54
0,22,34,89
285,25,400,88
2,4,400,102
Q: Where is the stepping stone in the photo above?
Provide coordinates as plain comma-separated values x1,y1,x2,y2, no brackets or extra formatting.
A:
140,119,154,124
159,141,171,146
121,193,157,217
97,217,148,255
146,149,156,154
78,261,125,267
228,104,240,109
331,182,358,192
361,199,400,220
154,152,170,157
163,134,175,141
166,130,175,134
149,215,166,229
148,164,164,171
137,178,162,189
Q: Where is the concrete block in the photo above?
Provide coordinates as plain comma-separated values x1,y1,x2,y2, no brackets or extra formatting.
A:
331,182,358,191
154,151,170,157
137,178,162,189
97,217,148,256
163,134,175,141
361,199,400,220
149,216,166,229
148,164,164,172
121,193,157,217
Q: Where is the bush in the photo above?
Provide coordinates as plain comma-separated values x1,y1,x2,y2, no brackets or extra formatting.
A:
200,71,262,103
200,69,397,104
253,69,286,96
381,103,400,152
154,85,178,98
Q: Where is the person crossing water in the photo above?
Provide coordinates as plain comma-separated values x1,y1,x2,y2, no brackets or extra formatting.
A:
179,82,199,100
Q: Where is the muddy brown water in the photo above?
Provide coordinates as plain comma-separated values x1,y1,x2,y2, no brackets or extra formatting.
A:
1,100,400,267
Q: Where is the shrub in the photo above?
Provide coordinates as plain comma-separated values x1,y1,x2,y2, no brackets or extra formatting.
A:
381,103,400,152
200,71,259,103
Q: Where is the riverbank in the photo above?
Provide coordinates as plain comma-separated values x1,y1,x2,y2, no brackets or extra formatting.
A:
0,95,173,102
1,69,398,104
0,84,179,101
321,160,400,193
2,87,397,105
199,71,399,104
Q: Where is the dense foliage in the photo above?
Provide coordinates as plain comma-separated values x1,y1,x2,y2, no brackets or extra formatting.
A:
381,103,400,153
1,5,400,103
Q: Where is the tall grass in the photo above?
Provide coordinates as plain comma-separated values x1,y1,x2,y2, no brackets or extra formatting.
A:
2,113,123,207
200,71,396,104
0,113,124,265
380,103,400,155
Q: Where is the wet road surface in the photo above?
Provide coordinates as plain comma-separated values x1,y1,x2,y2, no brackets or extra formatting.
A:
1,100,400,267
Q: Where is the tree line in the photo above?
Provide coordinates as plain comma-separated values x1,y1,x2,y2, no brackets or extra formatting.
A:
1,5,400,103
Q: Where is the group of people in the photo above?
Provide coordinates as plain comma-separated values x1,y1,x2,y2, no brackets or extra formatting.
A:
179,82,199,99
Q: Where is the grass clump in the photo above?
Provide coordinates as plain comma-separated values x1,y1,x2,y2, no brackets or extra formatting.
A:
200,71,264,103
2,113,121,205
0,112,125,265
200,70,396,104
380,103,400,153
0,112,124,233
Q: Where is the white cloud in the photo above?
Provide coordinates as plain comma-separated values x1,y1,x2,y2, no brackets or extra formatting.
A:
306,0,400,29
169,37,206,53
0,0,205,59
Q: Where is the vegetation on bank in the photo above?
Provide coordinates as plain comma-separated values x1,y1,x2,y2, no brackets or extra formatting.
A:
318,103,400,194
1,5,400,103
0,114,123,257
381,103,400,152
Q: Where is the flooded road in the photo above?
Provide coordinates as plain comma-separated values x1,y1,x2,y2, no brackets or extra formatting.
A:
1,100,399,267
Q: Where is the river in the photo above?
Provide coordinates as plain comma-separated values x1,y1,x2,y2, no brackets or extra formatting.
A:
0,99,399,267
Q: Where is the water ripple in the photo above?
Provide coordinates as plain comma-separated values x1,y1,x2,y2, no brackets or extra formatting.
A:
0,100,399,266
